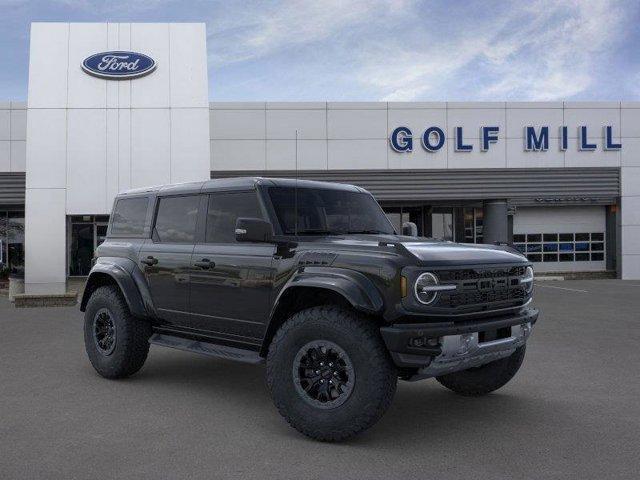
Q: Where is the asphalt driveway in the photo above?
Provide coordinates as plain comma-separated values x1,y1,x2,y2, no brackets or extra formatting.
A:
1,280,639,479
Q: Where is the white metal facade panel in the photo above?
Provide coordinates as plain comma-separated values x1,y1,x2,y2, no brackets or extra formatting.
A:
25,109,67,188
66,109,107,213
0,102,27,172
27,23,68,109
0,141,9,171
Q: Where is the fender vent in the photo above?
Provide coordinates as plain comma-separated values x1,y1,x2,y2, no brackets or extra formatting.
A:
297,251,337,267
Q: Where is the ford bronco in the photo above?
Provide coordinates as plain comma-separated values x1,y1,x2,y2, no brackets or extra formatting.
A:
81,177,537,441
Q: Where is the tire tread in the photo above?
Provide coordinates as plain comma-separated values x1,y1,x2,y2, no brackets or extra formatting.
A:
266,305,396,442
84,285,151,379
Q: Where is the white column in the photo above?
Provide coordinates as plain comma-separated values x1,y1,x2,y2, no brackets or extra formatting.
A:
621,104,640,279
620,167,640,279
25,190,66,294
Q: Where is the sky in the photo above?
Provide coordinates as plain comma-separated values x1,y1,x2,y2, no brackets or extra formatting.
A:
0,0,639,102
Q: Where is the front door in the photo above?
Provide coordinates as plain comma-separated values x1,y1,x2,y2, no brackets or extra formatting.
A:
138,194,200,325
189,191,275,342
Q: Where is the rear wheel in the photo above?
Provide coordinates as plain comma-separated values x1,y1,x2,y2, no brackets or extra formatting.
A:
436,345,526,396
84,285,151,379
266,306,397,442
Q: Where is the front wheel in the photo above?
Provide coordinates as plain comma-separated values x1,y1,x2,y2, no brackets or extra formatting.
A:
266,306,397,442
436,345,526,396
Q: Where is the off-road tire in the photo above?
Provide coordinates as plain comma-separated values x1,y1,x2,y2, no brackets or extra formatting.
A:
84,285,151,379
266,306,397,442
436,345,526,396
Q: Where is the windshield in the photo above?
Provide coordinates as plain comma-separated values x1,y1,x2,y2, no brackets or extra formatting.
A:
267,187,396,236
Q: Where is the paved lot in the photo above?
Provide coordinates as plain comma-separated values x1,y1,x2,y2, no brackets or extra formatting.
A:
1,280,639,480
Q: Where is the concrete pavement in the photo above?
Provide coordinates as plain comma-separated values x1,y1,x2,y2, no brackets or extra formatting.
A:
1,280,639,479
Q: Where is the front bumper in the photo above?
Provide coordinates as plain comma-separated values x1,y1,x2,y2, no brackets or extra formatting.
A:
380,307,538,379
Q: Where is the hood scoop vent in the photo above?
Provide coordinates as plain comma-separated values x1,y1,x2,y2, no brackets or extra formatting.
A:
297,251,337,267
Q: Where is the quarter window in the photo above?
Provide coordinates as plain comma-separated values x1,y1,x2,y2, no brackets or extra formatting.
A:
205,192,262,243
154,195,200,243
110,197,149,236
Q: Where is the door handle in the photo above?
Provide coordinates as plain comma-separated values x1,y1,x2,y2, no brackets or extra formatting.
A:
194,258,214,269
141,256,158,266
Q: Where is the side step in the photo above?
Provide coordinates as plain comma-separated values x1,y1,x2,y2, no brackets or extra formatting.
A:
149,333,264,364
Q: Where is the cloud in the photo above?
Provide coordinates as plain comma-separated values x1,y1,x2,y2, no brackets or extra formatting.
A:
358,0,629,101
1,0,635,101
207,0,412,66
207,0,633,101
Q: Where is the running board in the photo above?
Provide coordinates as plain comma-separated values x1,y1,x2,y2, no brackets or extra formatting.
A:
149,333,264,364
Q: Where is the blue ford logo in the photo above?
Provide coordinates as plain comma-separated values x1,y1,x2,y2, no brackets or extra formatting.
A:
82,51,156,80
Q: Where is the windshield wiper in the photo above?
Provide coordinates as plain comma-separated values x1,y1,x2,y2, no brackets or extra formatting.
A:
346,229,390,235
293,229,344,236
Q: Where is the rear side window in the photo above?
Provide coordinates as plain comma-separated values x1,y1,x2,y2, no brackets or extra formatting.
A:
110,197,149,236
206,192,262,243
154,195,200,243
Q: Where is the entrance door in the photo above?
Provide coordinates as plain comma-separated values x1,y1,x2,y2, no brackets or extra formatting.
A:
95,223,108,248
68,216,112,277
463,207,484,243
431,208,454,241
69,223,94,276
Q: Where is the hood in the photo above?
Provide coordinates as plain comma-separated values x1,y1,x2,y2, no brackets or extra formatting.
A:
298,234,528,266
400,240,526,266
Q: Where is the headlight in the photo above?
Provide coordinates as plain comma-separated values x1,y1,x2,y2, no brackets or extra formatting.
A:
414,272,441,305
521,266,534,294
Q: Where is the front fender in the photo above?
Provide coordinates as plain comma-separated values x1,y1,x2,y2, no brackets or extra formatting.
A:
80,258,152,318
275,266,384,315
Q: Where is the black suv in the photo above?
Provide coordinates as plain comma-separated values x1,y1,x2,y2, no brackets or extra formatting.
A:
81,177,538,441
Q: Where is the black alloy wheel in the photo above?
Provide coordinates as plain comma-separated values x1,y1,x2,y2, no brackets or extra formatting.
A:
293,340,355,409
93,308,117,356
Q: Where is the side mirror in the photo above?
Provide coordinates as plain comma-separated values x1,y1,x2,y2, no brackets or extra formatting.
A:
235,217,273,243
402,221,418,237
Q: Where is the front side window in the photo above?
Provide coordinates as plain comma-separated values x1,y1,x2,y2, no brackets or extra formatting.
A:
267,187,395,235
154,195,200,243
206,191,262,243
110,197,149,236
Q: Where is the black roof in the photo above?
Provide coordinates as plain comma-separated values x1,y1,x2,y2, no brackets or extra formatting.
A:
118,177,365,197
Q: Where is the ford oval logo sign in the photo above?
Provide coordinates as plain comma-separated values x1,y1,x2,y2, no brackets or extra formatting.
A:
82,51,156,80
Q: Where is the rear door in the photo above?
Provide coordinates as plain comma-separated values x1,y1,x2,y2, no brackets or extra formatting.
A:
138,194,200,325
189,190,276,341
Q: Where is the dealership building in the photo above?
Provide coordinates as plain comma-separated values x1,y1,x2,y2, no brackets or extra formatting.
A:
1,22,640,295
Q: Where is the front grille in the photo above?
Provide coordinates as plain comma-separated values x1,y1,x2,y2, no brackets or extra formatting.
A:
437,266,526,282
435,267,528,309
442,286,527,308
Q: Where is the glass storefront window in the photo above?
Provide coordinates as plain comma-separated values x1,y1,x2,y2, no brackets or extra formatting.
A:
8,212,25,275
0,213,6,277
69,223,94,276
68,215,111,277
463,207,483,243
0,211,25,278
382,206,425,236
431,210,453,241
383,205,483,242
